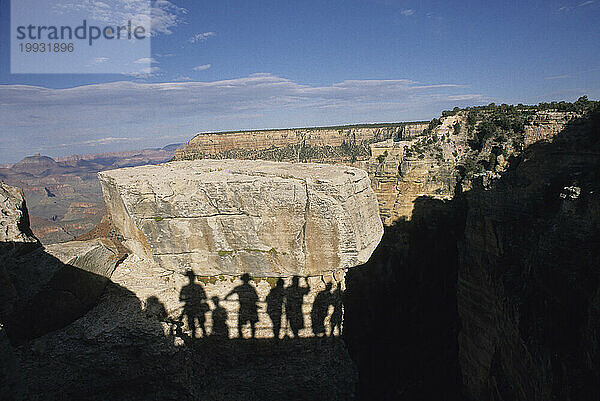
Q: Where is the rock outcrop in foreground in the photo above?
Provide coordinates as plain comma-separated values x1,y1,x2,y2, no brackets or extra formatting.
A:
1,181,120,342
99,159,383,277
0,182,38,254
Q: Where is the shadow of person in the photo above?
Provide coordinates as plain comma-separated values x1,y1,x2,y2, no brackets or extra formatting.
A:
266,278,285,339
285,276,310,338
225,273,259,338
179,270,208,339
311,282,333,337
210,296,229,338
330,283,344,337
144,295,187,345
144,296,168,322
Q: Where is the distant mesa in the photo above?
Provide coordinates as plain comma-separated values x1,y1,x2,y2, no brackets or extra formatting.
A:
11,155,60,175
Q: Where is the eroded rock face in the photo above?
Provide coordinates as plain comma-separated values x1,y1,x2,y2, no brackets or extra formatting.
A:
1,181,39,322
99,160,383,277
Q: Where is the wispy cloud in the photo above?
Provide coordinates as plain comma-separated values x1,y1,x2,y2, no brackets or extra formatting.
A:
134,57,157,64
192,64,212,71
92,57,109,64
189,32,216,43
578,0,595,6
76,137,142,147
0,74,484,161
544,67,599,80
558,0,595,12
401,9,415,16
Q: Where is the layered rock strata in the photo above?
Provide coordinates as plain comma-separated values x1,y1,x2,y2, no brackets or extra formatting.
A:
173,124,405,161
98,159,383,277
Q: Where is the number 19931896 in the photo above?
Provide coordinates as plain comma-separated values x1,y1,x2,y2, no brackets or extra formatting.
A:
19,43,74,52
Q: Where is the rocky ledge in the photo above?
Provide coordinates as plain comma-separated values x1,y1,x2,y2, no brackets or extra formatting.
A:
98,159,383,277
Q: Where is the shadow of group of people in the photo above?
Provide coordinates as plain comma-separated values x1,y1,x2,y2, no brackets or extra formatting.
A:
169,271,344,340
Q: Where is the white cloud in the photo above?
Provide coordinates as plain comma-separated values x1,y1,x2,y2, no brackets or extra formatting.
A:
0,74,484,162
53,0,187,36
151,0,187,35
189,32,216,43
134,57,157,64
92,57,109,64
122,66,161,78
193,64,212,71
401,9,415,16
578,0,595,6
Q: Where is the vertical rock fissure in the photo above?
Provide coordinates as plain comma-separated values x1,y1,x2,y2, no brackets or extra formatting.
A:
301,178,310,271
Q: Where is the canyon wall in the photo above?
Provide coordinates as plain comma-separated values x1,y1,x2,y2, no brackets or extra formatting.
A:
456,111,600,400
173,123,408,162
345,105,600,400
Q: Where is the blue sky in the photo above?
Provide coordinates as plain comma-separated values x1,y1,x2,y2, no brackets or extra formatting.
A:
0,0,599,163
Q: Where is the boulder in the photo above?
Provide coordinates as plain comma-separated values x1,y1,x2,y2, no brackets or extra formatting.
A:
99,159,383,277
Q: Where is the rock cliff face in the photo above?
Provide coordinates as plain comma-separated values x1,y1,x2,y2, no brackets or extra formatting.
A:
0,182,38,252
456,111,600,400
4,238,120,342
343,104,600,400
173,124,408,162
99,159,383,277
1,182,39,322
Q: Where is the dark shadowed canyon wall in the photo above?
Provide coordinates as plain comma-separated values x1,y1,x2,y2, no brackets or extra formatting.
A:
344,108,600,400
